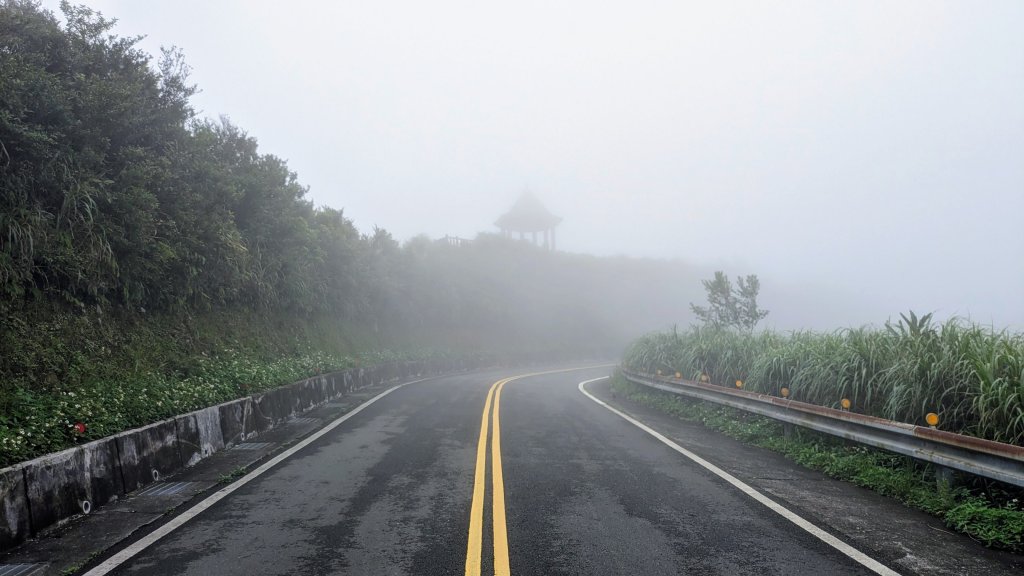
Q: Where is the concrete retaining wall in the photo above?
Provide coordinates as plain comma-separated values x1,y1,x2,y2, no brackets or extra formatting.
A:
116,419,181,492
0,465,29,551
0,358,483,551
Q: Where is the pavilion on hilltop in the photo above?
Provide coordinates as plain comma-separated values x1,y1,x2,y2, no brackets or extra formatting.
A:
494,192,562,250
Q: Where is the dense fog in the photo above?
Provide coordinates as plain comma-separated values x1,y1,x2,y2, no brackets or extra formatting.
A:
34,0,1023,330
9,0,1021,340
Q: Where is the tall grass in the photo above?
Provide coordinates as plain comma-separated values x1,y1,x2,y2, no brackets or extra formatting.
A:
623,315,1024,445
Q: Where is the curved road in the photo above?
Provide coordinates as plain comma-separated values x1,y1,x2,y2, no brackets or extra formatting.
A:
97,367,887,575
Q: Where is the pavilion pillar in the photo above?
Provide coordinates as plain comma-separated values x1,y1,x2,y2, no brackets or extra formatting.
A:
551,227,556,250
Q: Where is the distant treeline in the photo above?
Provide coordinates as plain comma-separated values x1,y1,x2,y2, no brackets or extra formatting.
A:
0,2,702,363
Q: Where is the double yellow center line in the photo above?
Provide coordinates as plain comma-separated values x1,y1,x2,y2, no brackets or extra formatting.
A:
464,375,515,576
465,366,611,576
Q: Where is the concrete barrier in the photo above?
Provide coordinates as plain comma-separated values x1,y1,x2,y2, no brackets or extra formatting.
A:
0,360,470,551
115,419,180,493
0,464,30,550
292,379,321,414
218,397,255,447
23,437,123,533
174,405,222,467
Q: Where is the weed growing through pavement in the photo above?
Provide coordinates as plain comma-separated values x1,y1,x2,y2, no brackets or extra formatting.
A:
218,466,249,484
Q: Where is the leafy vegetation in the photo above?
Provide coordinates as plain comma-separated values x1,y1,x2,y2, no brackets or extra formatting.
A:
218,466,249,484
611,376,1024,551
0,0,368,314
0,307,357,465
690,271,768,330
623,313,1024,444
0,2,706,467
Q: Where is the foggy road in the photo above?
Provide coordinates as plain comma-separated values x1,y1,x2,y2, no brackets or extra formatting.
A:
76,366,908,576
6,3,1024,576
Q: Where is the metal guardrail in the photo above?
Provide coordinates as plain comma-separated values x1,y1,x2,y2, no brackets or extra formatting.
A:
622,369,1024,488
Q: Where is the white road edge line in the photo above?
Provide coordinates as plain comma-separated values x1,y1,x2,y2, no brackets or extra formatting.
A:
84,377,431,576
578,376,902,576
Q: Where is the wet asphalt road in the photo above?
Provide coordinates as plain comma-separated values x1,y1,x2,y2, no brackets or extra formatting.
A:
108,367,875,575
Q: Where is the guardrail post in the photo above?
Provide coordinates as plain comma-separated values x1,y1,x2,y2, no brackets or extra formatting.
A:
783,422,794,440
935,465,955,493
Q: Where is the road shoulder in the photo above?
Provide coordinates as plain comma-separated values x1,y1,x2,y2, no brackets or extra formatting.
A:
584,377,1024,576
0,383,396,576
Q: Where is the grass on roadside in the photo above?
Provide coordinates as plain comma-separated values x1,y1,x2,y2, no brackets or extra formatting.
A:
61,550,101,576
0,348,355,467
621,317,1024,445
0,305,481,468
611,375,1024,552
218,466,249,484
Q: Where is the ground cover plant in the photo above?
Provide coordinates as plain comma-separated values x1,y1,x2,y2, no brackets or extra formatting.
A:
0,305,384,467
0,1,703,468
622,313,1024,445
0,349,353,466
611,376,1024,551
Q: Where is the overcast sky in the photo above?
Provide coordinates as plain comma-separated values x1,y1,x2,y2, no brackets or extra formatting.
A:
41,1,1024,328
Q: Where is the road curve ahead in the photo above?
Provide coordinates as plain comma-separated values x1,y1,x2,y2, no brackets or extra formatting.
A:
93,366,889,575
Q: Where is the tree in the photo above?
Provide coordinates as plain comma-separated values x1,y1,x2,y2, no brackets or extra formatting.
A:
690,271,768,330
734,274,768,330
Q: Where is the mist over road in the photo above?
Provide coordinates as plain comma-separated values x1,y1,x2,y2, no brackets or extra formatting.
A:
88,367,1018,576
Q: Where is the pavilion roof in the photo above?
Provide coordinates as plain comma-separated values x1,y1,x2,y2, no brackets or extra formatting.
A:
494,192,562,232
